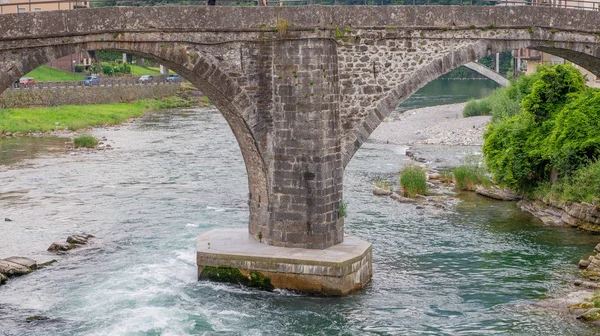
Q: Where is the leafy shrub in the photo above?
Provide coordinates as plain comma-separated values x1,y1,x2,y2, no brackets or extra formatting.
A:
463,87,522,120
74,65,85,73
463,98,491,117
399,163,427,198
102,64,114,76
483,64,590,193
73,134,98,148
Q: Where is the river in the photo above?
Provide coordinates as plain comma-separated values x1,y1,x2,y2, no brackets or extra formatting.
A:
0,79,598,335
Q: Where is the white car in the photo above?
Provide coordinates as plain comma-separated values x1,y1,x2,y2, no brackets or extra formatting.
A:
139,75,154,83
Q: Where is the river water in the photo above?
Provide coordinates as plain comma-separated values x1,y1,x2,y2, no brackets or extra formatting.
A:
0,79,598,335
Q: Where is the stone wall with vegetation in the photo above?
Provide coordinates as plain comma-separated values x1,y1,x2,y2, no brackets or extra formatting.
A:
0,84,180,108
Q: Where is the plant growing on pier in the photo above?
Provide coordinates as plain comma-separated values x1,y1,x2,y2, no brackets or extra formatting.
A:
277,18,289,37
399,163,427,198
257,231,263,243
338,201,348,218
73,134,98,148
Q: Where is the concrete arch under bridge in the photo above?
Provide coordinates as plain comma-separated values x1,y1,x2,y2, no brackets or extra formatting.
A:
2,4,600,294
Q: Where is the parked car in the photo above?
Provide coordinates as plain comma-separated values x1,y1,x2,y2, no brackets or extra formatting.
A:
19,77,35,88
139,75,154,83
81,75,99,86
166,74,181,83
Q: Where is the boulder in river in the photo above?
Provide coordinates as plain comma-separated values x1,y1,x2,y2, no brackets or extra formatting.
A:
0,259,32,276
373,186,393,196
4,256,37,270
475,185,520,201
390,193,417,203
47,242,76,252
48,234,95,253
0,273,7,284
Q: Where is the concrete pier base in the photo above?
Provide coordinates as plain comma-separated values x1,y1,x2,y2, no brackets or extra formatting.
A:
196,229,372,296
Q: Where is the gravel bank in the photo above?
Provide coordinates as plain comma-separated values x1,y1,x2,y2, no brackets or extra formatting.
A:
370,102,490,146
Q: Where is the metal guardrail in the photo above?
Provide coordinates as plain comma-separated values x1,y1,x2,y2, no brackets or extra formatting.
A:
8,78,182,90
0,0,599,13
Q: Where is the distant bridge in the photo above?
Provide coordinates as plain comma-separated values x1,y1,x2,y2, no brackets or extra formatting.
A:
464,62,511,86
1,5,599,249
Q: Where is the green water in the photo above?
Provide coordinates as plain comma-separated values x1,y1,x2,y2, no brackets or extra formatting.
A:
397,78,500,112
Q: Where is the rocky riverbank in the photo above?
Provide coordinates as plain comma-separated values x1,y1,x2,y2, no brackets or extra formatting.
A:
517,199,600,232
370,102,490,146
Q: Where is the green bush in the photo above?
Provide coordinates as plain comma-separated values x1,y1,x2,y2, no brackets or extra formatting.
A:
400,163,427,198
73,134,98,148
463,98,491,117
74,65,85,73
463,87,522,120
483,64,595,194
102,64,114,76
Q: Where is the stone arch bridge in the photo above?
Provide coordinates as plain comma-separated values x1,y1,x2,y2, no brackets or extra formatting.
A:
1,5,599,251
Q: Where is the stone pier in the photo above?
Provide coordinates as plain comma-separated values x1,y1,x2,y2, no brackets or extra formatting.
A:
197,229,372,295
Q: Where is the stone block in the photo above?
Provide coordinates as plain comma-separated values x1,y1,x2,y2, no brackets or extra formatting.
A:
197,229,371,296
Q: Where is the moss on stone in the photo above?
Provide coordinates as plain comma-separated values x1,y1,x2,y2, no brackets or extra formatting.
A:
199,266,274,291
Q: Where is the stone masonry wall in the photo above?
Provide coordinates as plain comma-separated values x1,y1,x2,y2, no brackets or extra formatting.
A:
0,84,180,108
260,39,344,249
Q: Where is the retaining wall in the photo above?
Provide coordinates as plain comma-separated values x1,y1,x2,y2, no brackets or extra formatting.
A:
0,84,180,108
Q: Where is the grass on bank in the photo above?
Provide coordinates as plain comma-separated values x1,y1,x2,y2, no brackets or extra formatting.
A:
130,65,163,76
24,65,85,82
0,97,198,134
73,134,98,148
452,154,491,191
399,163,427,198
535,160,600,204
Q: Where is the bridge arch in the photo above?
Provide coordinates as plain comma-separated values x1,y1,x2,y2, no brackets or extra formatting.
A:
342,35,600,166
0,40,270,239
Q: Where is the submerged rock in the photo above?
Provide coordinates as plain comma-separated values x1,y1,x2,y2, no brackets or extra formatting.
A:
25,315,50,323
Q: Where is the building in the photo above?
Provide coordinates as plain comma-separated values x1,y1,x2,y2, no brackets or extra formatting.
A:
1,0,95,73
0,0,88,14
511,0,600,87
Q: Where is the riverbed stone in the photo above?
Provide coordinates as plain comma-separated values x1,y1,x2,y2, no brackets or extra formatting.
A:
0,273,7,284
4,256,37,270
579,259,591,269
197,229,372,296
475,185,520,201
390,193,417,203
0,260,31,276
67,235,88,245
373,186,393,196
47,242,76,252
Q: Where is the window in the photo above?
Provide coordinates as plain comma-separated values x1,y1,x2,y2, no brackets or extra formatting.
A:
34,8,41,11
1,0,8,4
17,8,26,13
